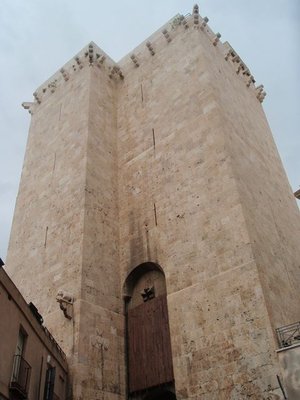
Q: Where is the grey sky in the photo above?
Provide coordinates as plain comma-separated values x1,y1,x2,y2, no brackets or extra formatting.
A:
0,0,299,259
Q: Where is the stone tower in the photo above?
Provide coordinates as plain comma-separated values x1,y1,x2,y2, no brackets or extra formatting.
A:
6,5,300,400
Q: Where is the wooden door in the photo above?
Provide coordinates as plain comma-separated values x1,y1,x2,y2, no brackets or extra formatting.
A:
128,295,174,393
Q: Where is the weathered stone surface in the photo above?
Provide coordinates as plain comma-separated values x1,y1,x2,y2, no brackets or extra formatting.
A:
6,9,300,400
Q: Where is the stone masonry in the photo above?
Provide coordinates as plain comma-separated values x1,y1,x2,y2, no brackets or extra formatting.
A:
6,5,300,400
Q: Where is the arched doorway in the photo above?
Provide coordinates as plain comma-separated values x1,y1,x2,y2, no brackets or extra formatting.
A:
123,262,176,399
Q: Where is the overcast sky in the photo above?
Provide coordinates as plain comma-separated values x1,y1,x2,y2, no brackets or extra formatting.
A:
0,0,299,260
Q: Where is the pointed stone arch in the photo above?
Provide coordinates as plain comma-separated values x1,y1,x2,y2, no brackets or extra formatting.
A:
123,261,165,300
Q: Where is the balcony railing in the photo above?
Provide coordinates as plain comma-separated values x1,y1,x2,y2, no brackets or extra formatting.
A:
42,326,66,361
10,354,31,398
276,321,300,348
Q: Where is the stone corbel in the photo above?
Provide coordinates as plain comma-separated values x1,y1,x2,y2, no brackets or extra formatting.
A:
60,68,69,82
179,15,188,29
75,56,84,69
109,65,124,80
162,29,172,43
56,290,74,320
33,91,41,104
200,17,209,31
88,44,94,65
246,75,255,87
146,41,155,56
213,33,221,46
193,4,199,26
130,54,140,67
95,53,106,68
255,85,266,102
22,102,36,115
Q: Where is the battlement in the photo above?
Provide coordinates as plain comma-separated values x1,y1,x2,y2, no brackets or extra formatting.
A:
22,41,118,113
23,4,266,113
223,41,266,102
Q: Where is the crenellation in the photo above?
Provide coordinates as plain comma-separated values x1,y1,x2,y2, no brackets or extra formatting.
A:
88,43,94,64
241,67,250,76
130,54,140,67
193,4,199,26
109,65,124,80
22,7,268,110
256,85,267,102
260,91,267,102
170,14,186,29
178,15,189,29
232,55,240,63
21,101,36,114
246,75,255,87
200,16,209,30
162,28,172,43
49,80,57,93
95,54,107,68
195,14,220,43
236,63,243,74
60,68,69,82
222,42,267,100
224,49,231,61
213,32,221,46
74,56,84,69
117,9,224,74
146,41,155,56
33,91,41,104
27,42,117,106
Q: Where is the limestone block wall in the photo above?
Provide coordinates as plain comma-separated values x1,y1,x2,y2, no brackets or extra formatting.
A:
6,61,91,357
5,7,299,400
6,44,125,400
117,18,283,399
73,63,124,399
201,30,300,329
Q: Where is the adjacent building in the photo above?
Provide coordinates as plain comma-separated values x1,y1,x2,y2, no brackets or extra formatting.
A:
0,264,68,400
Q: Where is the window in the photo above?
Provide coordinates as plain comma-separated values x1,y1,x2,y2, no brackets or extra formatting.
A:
10,327,31,397
44,366,56,400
